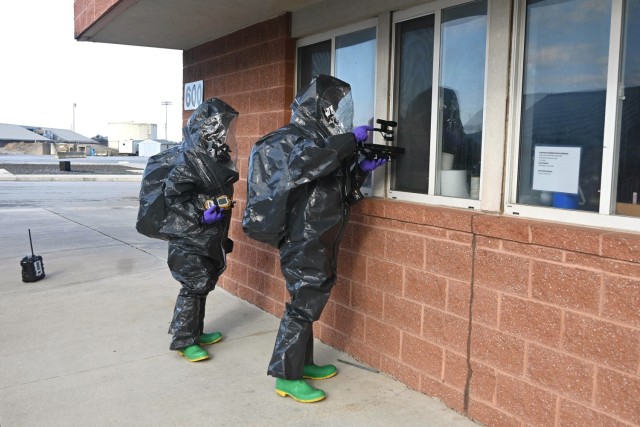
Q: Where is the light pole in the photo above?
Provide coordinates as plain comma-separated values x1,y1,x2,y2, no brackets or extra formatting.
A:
72,103,77,131
161,101,172,140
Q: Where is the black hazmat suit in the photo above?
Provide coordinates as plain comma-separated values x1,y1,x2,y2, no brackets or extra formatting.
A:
163,98,239,351
242,75,369,379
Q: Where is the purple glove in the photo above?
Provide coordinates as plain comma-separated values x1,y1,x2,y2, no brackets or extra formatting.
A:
202,205,224,224
360,157,388,172
353,125,373,143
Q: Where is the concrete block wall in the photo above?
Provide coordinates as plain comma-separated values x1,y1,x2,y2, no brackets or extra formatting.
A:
226,194,640,426
74,0,119,35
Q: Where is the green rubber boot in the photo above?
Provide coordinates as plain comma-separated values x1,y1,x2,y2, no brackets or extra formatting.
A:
199,331,222,346
303,364,338,380
275,379,326,403
177,344,209,362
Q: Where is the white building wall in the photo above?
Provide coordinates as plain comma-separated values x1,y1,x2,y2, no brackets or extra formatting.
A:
107,122,158,150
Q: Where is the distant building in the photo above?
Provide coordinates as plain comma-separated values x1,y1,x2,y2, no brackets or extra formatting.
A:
108,122,158,151
0,123,95,155
138,139,180,157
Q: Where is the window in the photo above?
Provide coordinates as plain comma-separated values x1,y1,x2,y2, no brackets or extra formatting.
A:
390,0,488,206
297,22,377,195
509,0,640,228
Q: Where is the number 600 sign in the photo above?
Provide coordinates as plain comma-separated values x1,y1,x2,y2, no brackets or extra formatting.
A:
184,80,203,110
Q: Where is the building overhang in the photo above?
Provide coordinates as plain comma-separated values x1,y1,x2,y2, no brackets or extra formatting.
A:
76,0,321,50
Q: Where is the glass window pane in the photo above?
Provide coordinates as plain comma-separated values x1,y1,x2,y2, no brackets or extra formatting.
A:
392,15,435,194
615,0,640,217
438,0,487,199
336,27,376,128
517,0,611,211
336,27,377,195
297,41,331,90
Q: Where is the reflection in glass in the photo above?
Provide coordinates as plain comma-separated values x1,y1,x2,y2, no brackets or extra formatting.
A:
392,15,435,194
615,0,640,217
336,27,377,194
297,41,331,90
392,1,487,197
517,0,611,211
438,0,487,199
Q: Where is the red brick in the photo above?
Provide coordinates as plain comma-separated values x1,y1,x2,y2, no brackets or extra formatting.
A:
364,317,401,358
471,285,499,327
470,325,525,375
475,235,502,249
468,399,522,427
527,344,594,402
531,261,601,313
601,232,640,263
530,223,601,254
419,374,466,414
337,250,367,283
351,283,383,315
423,307,469,354
383,200,425,224
367,258,403,296
424,238,473,281
444,351,496,402
330,277,350,307
564,312,640,372
474,249,529,296
502,240,564,261
565,251,640,279
383,294,422,335
473,214,530,243
255,248,276,276
319,300,335,328
350,198,385,217
446,279,470,318
345,341,381,370
595,368,640,425
400,333,443,377
559,398,629,427
495,374,557,426
380,356,421,390
405,267,447,309
500,296,562,347
341,223,385,258
405,222,448,238
602,275,640,326
423,206,474,233
385,231,425,269
334,305,365,342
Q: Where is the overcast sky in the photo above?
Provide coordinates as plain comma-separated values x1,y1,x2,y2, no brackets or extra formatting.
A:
0,0,184,141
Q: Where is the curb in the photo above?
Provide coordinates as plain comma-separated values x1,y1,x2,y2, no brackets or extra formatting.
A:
0,174,142,182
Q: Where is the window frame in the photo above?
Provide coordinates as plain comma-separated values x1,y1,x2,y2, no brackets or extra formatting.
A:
295,18,384,197
504,0,640,232
387,0,490,210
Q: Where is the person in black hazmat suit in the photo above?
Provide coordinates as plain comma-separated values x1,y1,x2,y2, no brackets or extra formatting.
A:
242,75,387,402
165,98,239,362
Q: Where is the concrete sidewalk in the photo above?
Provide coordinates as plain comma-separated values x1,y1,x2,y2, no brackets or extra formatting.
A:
0,190,480,426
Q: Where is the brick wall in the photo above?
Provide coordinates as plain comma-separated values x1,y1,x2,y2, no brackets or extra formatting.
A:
182,14,639,427
74,0,119,36
225,194,640,426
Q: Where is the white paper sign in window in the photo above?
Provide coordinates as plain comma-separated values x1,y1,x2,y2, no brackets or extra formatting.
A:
532,146,581,194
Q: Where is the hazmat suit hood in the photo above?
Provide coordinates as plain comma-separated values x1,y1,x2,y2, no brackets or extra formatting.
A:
290,74,354,137
183,98,239,165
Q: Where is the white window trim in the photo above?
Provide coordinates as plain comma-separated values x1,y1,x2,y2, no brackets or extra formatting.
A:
505,0,639,232
387,0,490,211
296,18,390,198
295,18,379,93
